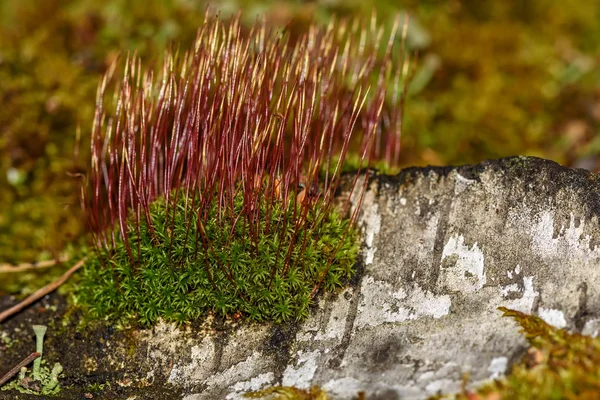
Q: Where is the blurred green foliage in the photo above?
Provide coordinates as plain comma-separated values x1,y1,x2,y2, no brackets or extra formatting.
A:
2,0,600,273
403,1,600,167
0,0,207,266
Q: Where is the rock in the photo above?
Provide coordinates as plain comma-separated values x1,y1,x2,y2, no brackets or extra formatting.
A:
152,156,600,399
4,156,600,399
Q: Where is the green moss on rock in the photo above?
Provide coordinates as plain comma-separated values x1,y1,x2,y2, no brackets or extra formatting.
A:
75,191,359,326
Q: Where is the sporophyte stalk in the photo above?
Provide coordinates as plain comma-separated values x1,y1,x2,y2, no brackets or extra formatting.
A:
74,13,410,326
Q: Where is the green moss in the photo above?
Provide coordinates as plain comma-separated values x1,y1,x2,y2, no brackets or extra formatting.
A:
245,385,329,399
322,153,402,177
85,382,111,393
441,307,600,399
74,191,359,326
0,330,15,349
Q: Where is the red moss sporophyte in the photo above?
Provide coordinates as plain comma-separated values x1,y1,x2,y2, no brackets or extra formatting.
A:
74,13,410,326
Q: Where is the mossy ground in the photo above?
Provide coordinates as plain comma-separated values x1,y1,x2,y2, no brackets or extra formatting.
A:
245,385,330,399
75,191,358,326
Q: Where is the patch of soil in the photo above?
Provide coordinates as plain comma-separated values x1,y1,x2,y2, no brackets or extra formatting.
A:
0,293,183,399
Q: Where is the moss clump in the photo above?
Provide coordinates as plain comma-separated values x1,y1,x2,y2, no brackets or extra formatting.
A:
74,14,398,327
442,307,600,399
245,385,329,399
75,191,358,326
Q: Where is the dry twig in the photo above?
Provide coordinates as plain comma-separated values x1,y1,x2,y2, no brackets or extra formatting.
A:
0,352,40,386
0,258,69,274
0,258,85,324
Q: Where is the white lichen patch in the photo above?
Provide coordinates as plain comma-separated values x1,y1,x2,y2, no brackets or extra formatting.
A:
142,319,192,361
531,211,600,260
363,204,381,249
487,357,508,379
295,324,318,342
500,276,539,314
425,379,459,396
500,283,519,297
439,235,486,292
415,362,462,397
206,351,271,391
529,211,555,255
323,377,365,397
454,172,476,195
582,319,600,337
507,264,521,279
168,336,215,386
354,276,451,330
294,299,324,342
500,276,538,314
363,204,380,265
281,350,321,389
352,180,381,266
314,288,353,342
225,372,276,399
538,308,567,328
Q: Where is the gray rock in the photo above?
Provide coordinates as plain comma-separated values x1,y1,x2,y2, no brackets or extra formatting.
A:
142,157,599,399
6,156,596,399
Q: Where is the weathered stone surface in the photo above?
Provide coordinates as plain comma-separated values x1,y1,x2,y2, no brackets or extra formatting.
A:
3,156,599,399
146,156,600,399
